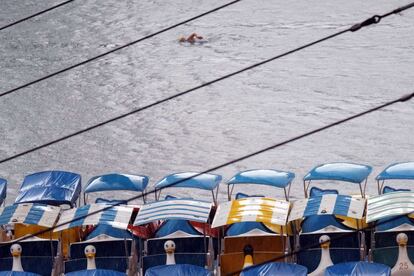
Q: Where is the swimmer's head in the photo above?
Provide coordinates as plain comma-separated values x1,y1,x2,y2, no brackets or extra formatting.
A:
178,36,186,43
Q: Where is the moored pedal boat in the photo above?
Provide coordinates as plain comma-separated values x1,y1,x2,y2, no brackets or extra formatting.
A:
215,169,294,275
296,162,371,275
54,203,135,275
368,162,414,276
137,172,220,274
0,170,82,275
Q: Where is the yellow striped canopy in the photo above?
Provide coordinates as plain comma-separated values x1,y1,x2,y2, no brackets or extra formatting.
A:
212,197,290,228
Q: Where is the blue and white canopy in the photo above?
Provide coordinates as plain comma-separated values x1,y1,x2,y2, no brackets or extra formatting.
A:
85,173,149,193
366,191,414,223
134,199,212,226
0,203,60,228
376,162,414,180
227,169,295,188
155,172,221,191
54,204,134,232
15,171,81,207
304,163,372,184
0,178,6,205
288,194,366,222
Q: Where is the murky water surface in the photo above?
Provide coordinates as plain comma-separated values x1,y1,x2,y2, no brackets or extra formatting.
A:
0,0,413,203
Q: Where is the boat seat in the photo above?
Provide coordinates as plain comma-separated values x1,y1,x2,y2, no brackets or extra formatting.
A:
65,239,132,272
69,239,132,258
297,232,360,273
0,240,59,275
220,235,287,275
147,236,207,255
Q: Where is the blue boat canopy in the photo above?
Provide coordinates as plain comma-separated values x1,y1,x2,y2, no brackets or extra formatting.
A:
227,169,295,188
85,173,149,193
376,162,414,180
14,171,81,207
65,269,126,276
0,178,6,205
303,162,372,183
241,262,307,276
155,172,221,191
0,272,42,276
325,261,390,276
145,264,211,276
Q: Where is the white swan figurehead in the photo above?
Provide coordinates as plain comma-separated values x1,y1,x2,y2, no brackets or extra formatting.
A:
164,240,176,265
10,243,24,272
84,245,97,270
391,233,414,276
309,235,333,276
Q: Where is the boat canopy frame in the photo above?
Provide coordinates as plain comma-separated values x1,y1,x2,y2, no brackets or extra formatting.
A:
375,162,414,194
226,169,295,201
83,173,149,204
154,172,221,205
303,162,372,198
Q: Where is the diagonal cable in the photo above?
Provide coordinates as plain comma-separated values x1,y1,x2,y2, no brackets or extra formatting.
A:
4,91,413,248
0,0,75,32
0,0,241,98
0,2,413,165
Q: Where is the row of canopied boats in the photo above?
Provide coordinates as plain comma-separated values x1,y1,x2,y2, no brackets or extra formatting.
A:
0,162,413,275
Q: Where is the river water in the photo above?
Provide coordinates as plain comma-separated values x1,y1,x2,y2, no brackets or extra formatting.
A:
0,0,413,203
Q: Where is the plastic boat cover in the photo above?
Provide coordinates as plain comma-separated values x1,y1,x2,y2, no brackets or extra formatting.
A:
376,162,414,180
225,193,273,236
288,194,366,222
0,178,6,205
155,172,221,191
0,203,60,227
212,197,290,228
227,169,295,188
15,171,81,206
304,163,372,183
86,224,133,239
134,199,212,226
85,173,149,193
65,269,126,276
145,264,211,276
0,272,41,276
241,262,307,276
366,191,414,223
155,219,200,237
54,204,133,232
325,261,390,276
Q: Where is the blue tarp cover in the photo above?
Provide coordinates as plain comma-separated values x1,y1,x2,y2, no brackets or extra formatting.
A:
227,169,295,188
325,262,390,276
65,269,126,276
85,173,149,193
304,163,372,184
155,172,221,191
0,272,41,276
145,264,211,276
15,171,81,206
0,178,6,205
377,162,414,180
241,262,307,276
